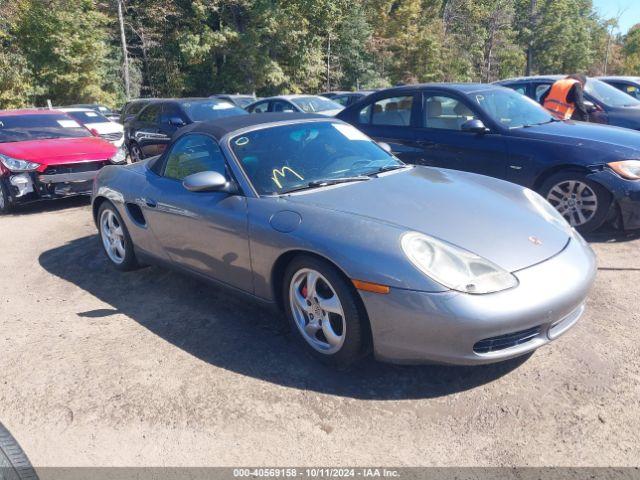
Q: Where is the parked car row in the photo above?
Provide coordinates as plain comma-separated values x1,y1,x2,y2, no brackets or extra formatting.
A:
5,75,640,367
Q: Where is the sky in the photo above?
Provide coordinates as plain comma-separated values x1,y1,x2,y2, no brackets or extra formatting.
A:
593,0,640,34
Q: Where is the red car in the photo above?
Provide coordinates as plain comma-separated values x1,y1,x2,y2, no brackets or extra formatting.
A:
0,109,125,214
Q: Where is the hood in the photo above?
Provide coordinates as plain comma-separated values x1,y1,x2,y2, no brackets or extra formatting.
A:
512,120,640,154
284,167,570,272
0,137,117,168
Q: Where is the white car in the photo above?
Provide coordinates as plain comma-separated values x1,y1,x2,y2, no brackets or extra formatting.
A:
60,108,125,148
246,95,344,116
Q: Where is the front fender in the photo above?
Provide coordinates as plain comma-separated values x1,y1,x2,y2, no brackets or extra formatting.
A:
246,197,448,302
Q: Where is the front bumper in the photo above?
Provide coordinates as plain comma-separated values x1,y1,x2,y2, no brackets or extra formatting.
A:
2,163,112,204
361,235,597,365
588,169,640,230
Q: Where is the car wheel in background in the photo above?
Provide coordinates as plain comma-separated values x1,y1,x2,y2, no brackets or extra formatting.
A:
0,422,39,480
283,255,369,368
98,202,139,271
0,180,13,215
129,142,143,163
539,171,612,233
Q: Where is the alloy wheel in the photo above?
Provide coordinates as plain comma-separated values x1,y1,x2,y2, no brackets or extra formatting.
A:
100,209,126,264
289,268,346,355
546,180,598,227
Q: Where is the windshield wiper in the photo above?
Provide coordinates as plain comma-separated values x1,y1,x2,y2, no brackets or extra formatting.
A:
367,164,408,176
280,176,370,194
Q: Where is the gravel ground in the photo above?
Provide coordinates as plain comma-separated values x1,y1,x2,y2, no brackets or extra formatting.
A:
0,197,639,468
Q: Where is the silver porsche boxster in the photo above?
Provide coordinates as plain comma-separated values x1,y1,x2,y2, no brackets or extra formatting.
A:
91,113,596,367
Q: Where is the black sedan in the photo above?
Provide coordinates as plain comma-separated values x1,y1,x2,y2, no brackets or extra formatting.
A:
124,98,247,161
337,83,640,233
495,75,640,131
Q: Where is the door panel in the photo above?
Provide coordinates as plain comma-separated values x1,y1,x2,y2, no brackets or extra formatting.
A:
412,91,510,179
140,133,253,292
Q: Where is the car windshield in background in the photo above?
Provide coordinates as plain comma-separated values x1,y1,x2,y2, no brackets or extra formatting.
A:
65,110,110,124
230,121,402,195
585,79,640,108
234,97,255,108
181,100,247,122
0,114,91,143
291,96,342,113
471,89,554,128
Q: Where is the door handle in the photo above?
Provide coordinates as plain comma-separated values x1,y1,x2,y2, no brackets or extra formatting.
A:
143,198,157,208
509,165,523,170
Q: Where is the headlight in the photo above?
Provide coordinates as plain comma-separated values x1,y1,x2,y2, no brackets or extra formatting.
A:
523,188,572,234
401,232,518,294
608,160,640,180
110,147,127,164
0,154,40,172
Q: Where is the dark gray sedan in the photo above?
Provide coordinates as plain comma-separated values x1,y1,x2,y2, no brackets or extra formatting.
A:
91,113,596,367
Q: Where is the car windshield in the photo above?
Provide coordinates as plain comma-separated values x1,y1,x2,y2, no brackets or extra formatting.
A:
233,97,255,108
230,121,403,195
65,110,110,124
181,100,248,122
471,88,554,128
0,114,91,143
585,79,640,108
291,96,343,113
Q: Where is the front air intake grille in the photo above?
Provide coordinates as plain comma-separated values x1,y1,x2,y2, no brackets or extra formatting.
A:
43,161,110,175
473,326,541,354
100,131,124,142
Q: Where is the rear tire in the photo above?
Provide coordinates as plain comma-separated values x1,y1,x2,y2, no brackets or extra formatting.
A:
0,422,39,480
283,255,369,368
539,171,611,234
98,202,139,271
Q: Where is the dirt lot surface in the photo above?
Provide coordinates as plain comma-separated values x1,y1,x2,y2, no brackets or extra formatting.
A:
1,197,639,467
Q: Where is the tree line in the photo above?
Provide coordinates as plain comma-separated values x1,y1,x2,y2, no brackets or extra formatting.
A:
1,0,640,109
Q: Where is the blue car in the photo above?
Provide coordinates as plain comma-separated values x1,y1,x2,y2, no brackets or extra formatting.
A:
495,75,640,131
336,83,640,233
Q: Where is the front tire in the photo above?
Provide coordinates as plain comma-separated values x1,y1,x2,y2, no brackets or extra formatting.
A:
283,255,369,368
98,202,139,271
539,171,612,233
128,142,143,163
0,179,13,215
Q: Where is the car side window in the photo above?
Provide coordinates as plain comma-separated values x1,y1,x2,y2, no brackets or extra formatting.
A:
160,104,186,124
250,101,269,113
368,95,413,126
163,134,227,181
535,84,551,103
138,103,161,122
272,101,296,113
332,95,350,106
511,84,527,96
358,104,372,124
423,94,478,131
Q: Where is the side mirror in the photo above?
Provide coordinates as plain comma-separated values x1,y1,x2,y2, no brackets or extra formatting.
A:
378,142,393,153
584,101,598,113
461,119,489,134
183,171,235,193
169,116,186,127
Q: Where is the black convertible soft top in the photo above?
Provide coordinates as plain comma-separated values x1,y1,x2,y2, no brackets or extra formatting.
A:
178,112,328,141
